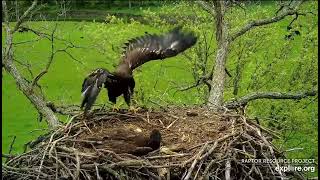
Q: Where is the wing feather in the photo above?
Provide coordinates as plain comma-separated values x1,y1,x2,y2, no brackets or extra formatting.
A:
119,26,197,70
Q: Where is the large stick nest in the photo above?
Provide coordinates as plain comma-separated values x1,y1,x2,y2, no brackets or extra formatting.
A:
2,107,300,179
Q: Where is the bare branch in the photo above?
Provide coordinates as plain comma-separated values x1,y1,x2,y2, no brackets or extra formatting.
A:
31,23,58,88
2,1,10,28
13,37,43,45
16,26,51,40
225,158,231,180
8,136,17,155
13,58,34,78
178,78,208,92
2,1,13,64
229,1,303,42
195,1,215,16
275,1,292,15
287,11,314,28
178,83,202,92
13,0,38,33
183,143,208,180
229,0,246,12
55,46,84,65
225,91,318,108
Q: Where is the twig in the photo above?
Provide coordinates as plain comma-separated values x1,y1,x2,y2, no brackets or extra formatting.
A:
247,118,281,139
225,158,231,180
74,151,80,179
183,143,208,180
95,163,103,180
189,133,237,151
224,90,317,108
83,120,93,134
8,136,17,155
146,153,191,160
50,155,76,179
285,147,303,152
166,118,178,129
193,160,204,180
199,155,227,180
36,132,55,180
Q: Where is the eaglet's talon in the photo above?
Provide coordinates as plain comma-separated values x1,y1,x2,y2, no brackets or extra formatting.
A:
112,104,121,112
129,106,141,114
99,104,107,112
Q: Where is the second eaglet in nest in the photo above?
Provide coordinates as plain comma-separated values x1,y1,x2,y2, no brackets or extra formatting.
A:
90,129,162,156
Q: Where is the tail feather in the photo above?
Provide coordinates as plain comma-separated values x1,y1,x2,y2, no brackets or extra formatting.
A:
81,86,90,97
81,68,114,112
83,80,101,111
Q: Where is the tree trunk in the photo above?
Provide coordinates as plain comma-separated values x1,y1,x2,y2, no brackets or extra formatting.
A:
207,1,229,109
2,1,60,128
199,1,304,110
3,62,60,128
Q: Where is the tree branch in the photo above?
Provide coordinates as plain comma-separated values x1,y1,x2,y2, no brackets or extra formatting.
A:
2,1,13,64
229,1,303,42
31,23,57,88
195,1,215,16
175,72,213,93
12,0,38,33
224,91,318,109
287,11,314,28
2,1,10,28
30,23,83,88
16,26,51,40
2,0,59,128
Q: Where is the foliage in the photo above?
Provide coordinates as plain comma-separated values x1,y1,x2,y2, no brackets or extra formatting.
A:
225,1,318,176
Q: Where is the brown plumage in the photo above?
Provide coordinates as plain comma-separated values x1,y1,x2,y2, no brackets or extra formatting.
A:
94,129,161,156
81,27,197,111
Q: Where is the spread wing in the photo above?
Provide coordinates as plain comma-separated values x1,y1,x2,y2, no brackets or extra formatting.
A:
81,68,115,111
119,26,197,70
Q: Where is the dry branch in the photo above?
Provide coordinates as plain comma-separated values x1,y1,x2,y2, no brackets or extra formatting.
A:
195,1,215,16
229,0,303,42
224,90,317,108
12,0,38,33
183,143,208,180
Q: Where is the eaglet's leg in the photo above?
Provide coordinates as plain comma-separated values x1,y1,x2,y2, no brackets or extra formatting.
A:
110,98,122,112
108,90,120,112
112,102,123,112
124,88,140,114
